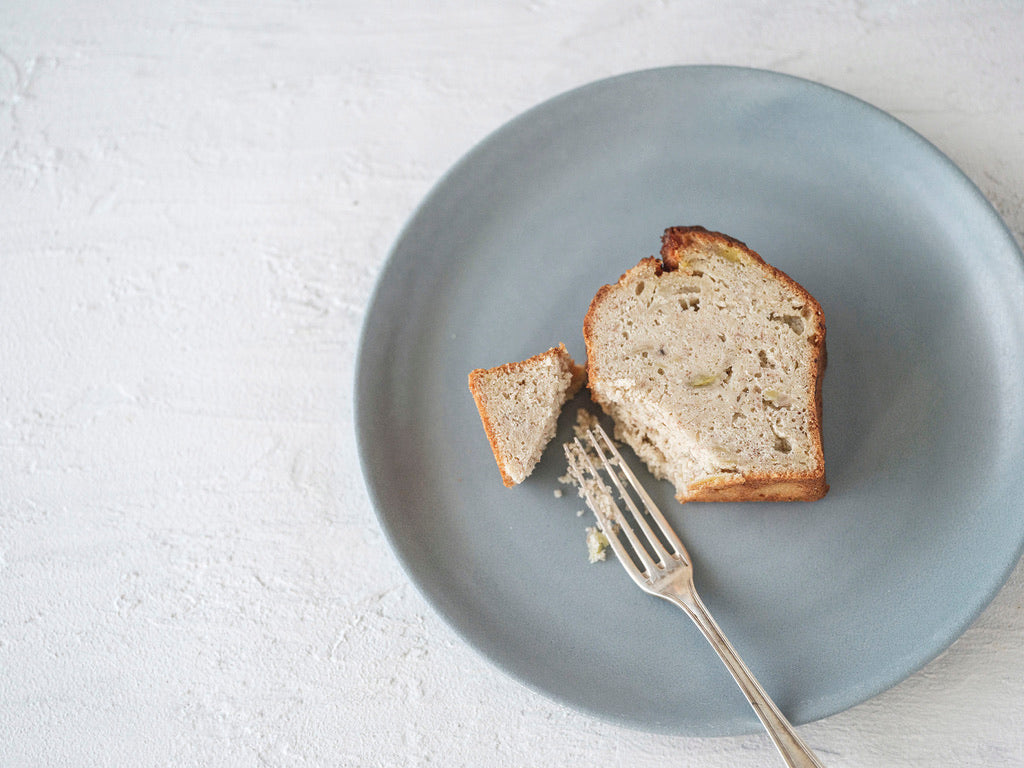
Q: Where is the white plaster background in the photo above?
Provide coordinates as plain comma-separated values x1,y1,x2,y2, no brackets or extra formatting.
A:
1,1,1023,765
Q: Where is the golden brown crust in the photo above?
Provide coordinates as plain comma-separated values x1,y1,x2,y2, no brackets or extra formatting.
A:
660,226,751,271
564,349,588,399
681,472,829,503
585,227,828,503
468,344,585,488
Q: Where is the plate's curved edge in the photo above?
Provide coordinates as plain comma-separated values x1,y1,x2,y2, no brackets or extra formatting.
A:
353,65,1024,736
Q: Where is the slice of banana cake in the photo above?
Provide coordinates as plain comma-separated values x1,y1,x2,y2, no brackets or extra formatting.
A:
584,227,827,503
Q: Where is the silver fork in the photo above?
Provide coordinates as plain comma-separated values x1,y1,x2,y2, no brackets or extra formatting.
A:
565,425,825,768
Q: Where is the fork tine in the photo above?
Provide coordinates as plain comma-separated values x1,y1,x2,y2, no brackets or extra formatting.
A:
584,430,676,570
589,425,689,564
563,443,649,588
572,436,665,577
571,435,672,582
563,441,612,527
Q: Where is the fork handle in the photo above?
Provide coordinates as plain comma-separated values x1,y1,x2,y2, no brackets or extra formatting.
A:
665,588,826,768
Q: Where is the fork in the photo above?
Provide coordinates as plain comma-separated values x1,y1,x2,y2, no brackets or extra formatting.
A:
564,425,826,768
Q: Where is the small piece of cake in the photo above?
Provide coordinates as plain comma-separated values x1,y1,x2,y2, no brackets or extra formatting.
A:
469,344,586,487
583,227,827,503
585,526,610,563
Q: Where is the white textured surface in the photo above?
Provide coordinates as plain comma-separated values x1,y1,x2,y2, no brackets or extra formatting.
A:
2,1,1023,765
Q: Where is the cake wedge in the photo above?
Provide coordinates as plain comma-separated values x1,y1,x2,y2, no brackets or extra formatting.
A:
469,344,586,487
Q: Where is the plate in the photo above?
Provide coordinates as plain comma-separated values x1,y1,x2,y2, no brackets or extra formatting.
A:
355,66,1024,735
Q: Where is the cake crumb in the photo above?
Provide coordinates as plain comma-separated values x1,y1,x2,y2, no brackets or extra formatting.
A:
573,408,600,439
586,526,610,563
553,488,563,498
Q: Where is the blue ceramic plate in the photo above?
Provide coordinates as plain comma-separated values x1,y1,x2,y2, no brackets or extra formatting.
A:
355,66,1024,735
